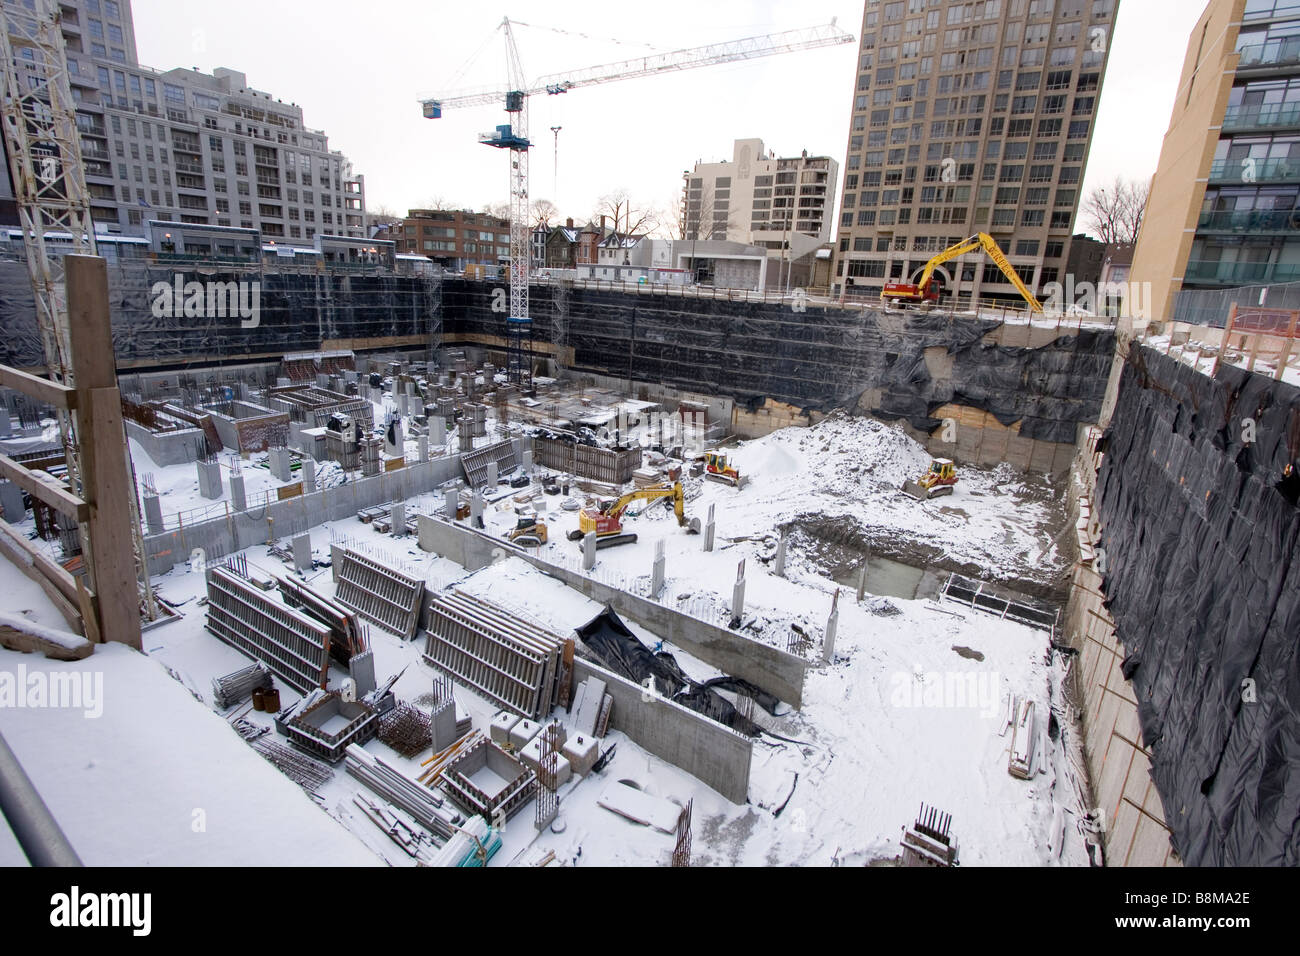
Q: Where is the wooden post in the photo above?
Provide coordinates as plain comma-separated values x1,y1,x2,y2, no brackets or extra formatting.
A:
1212,303,1237,377
64,255,142,649
1276,310,1299,381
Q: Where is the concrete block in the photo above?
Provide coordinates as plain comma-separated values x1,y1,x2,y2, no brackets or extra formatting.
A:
444,486,459,521
143,493,165,534
269,447,292,482
350,648,377,697
390,501,405,537
301,457,317,493
0,481,25,523
489,710,522,744
509,718,542,750
292,532,312,572
196,459,222,500
229,474,247,513
562,733,600,775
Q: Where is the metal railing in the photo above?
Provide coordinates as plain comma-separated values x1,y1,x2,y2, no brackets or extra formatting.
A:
1222,102,1300,132
1184,258,1300,284
1235,38,1300,70
1208,157,1300,184
1196,208,1300,232
0,730,82,866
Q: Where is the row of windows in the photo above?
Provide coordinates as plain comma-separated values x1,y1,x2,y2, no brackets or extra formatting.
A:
840,205,1074,230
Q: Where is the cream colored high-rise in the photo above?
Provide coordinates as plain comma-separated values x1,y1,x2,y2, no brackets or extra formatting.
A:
832,0,1119,308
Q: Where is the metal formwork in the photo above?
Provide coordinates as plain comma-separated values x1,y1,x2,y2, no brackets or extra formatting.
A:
460,439,519,489
284,692,379,764
334,548,426,640
422,591,564,719
440,738,537,823
204,566,332,694
531,433,641,485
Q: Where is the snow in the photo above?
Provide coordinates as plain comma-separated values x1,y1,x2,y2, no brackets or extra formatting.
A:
0,612,89,652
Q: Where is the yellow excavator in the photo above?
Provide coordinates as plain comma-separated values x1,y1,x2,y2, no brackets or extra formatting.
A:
566,482,700,546
882,233,1043,313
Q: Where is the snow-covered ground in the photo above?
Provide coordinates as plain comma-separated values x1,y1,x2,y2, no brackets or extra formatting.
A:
0,409,1088,867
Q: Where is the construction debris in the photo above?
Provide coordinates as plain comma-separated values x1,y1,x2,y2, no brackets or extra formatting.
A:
251,737,335,794
344,744,463,841
900,803,958,867
378,701,434,758
211,662,273,710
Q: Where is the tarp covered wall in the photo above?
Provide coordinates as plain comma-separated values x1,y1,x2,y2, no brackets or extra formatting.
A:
442,279,1114,444
0,259,439,370
1097,346,1300,866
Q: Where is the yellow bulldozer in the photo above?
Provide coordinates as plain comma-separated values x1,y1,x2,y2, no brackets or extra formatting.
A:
902,458,959,501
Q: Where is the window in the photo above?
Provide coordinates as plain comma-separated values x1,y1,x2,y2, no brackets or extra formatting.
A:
1015,239,1041,256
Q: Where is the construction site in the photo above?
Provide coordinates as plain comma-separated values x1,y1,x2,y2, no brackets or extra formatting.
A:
0,0,1296,884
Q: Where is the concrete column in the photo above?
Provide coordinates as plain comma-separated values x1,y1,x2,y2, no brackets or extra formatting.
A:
582,531,597,571
196,459,222,499
301,457,317,493
431,415,446,446
350,648,377,697
470,490,484,528
730,558,746,628
445,486,460,521
522,449,533,473
486,460,498,488
406,381,417,397
344,370,358,385
292,533,312,572
431,697,458,752
855,556,869,603
391,501,405,537
143,493,164,534
269,447,292,482
823,590,840,664
704,503,716,553
651,539,665,599
774,531,787,578
418,436,430,463
0,481,24,523
459,422,474,453
289,420,304,451
229,473,247,513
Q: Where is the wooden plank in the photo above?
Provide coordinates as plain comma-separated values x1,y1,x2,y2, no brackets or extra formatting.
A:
0,520,85,633
66,255,143,650
0,363,76,409
0,453,89,522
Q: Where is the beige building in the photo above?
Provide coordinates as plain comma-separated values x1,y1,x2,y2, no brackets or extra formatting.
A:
832,0,1119,307
681,138,838,289
1130,0,1300,326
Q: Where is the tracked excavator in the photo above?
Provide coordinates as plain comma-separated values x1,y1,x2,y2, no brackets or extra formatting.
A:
882,232,1044,313
566,482,701,548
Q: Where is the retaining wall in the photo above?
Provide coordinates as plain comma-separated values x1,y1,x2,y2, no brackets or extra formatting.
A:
124,419,207,466
571,657,752,804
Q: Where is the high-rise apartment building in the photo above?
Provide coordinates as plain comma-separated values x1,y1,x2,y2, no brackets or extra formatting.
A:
3,0,367,240
391,209,510,271
1131,0,1300,323
832,0,1118,307
681,138,838,288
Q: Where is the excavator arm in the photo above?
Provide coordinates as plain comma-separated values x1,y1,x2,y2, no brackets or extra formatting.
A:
912,232,1044,313
606,483,688,527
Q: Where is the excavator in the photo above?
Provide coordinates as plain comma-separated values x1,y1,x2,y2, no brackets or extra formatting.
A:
903,458,959,501
566,482,700,548
881,233,1044,313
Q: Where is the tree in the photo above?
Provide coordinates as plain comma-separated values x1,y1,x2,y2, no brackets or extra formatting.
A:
368,204,404,228
1082,175,1150,245
418,195,458,212
531,198,559,227
481,201,512,221
593,189,659,237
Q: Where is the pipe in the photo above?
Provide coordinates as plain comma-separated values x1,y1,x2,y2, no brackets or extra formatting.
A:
0,729,82,867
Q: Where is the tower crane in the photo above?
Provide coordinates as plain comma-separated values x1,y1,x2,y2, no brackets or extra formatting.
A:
420,18,854,389
0,0,156,629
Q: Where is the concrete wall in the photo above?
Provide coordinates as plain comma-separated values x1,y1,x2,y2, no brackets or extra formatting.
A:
414,515,807,708
572,657,752,804
125,419,207,467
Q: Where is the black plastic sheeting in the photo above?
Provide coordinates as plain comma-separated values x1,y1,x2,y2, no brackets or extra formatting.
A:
574,605,777,737
0,259,438,370
1097,346,1300,866
443,279,1115,444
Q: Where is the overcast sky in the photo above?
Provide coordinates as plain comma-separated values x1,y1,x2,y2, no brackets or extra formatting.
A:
132,0,1207,237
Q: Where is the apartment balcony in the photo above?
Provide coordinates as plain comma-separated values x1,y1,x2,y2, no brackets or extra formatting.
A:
174,160,203,173
1184,258,1300,284
1235,38,1300,71
1208,157,1300,184
1197,208,1300,233
1222,102,1300,132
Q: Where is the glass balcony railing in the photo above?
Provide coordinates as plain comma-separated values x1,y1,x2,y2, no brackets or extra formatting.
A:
1222,102,1300,131
1197,208,1300,231
1184,258,1300,284
1236,38,1300,69
1208,157,1300,183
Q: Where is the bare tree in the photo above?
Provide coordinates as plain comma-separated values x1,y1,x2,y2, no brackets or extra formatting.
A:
531,198,559,227
481,200,512,221
594,189,659,237
368,204,404,228
1082,176,1150,245
418,195,458,211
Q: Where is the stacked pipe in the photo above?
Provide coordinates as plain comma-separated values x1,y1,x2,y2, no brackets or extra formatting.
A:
212,662,273,710
345,744,461,840
251,738,334,793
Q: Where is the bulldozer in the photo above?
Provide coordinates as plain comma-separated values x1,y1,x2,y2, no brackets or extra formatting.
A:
507,516,548,547
704,451,745,487
902,458,959,500
566,482,700,546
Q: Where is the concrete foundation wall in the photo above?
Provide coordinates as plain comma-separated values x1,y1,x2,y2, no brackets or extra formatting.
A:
413,515,806,707
125,419,207,467
572,657,752,804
